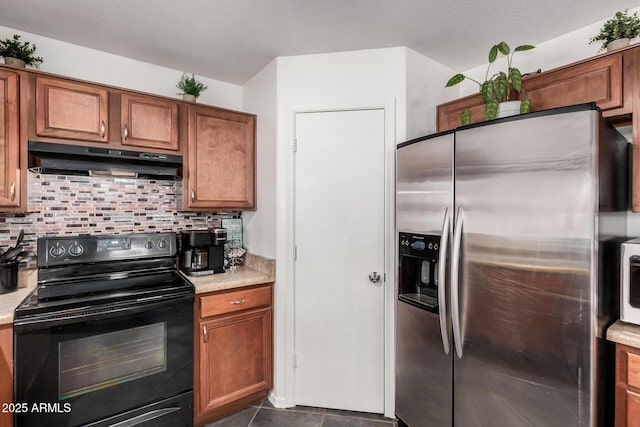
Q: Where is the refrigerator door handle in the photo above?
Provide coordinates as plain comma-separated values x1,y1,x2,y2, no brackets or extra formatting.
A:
451,205,464,359
437,207,451,354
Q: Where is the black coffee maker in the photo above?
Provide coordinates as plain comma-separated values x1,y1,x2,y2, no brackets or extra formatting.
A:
180,228,227,276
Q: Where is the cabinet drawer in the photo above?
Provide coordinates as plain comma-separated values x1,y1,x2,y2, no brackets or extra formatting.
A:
200,286,271,318
629,351,640,389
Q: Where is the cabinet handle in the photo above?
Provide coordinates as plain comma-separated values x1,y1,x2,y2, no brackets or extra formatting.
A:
191,190,195,204
230,299,246,305
123,124,129,141
9,182,15,201
100,120,106,138
203,326,208,343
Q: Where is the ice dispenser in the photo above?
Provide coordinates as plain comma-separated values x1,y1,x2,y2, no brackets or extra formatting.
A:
398,232,440,312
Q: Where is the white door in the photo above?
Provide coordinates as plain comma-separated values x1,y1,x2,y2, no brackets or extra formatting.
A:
294,109,386,413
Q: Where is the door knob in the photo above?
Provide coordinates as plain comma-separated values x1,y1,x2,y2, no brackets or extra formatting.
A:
369,272,381,283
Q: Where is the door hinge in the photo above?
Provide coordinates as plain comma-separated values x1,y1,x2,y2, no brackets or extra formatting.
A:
294,353,298,368
294,246,298,260
293,138,297,153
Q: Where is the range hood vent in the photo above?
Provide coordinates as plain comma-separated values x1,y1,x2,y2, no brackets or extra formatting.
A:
28,141,182,180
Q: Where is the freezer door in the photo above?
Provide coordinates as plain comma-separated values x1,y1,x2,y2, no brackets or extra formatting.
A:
396,132,453,427
452,109,598,426
396,132,454,235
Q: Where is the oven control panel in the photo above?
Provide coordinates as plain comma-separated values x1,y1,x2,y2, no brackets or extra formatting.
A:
38,233,176,267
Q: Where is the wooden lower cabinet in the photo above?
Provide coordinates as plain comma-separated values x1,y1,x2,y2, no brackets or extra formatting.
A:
194,284,273,425
615,343,640,426
0,324,13,427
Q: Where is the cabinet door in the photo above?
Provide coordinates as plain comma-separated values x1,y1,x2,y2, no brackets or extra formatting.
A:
186,106,256,210
0,70,20,207
121,93,179,151
36,77,109,142
0,324,13,427
628,389,640,427
523,54,622,112
198,307,272,415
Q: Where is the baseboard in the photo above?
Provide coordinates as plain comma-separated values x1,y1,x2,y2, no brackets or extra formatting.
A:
268,390,293,409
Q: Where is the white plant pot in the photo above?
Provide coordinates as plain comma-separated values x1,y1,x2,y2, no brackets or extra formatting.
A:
3,57,26,68
607,38,630,52
496,100,522,119
182,94,196,102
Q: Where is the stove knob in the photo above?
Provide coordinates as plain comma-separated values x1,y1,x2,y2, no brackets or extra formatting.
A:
49,244,66,258
157,239,168,249
144,240,154,249
69,243,84,257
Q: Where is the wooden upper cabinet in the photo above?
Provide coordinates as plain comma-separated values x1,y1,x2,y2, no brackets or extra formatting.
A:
186,105,256,210
0,70,20,208
120,93,179,151
437,49,625,131
524,54,622,112
35,76,109,142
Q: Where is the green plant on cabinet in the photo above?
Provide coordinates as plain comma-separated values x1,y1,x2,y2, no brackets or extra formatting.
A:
0,34,43,67
445,41,535,123
589,9,640,51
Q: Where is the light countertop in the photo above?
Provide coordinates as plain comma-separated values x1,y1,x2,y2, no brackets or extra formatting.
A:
0,269,37,325
184,252,276,294
607,320,640,348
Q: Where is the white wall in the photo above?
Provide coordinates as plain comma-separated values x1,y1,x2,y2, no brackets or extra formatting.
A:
406,48,456,138
0,25,243,110
242,59,278,258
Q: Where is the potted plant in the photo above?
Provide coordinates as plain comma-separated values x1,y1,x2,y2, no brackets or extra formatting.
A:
445,41,535,123
176,73,208,102
589,9,640,52
0,34,43,68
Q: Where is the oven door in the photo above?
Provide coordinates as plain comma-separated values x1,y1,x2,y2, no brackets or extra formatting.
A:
14,294,194,427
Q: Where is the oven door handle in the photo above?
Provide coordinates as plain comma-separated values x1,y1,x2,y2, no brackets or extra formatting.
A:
13,293,194,332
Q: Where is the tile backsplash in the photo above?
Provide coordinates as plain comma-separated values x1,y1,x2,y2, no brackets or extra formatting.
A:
0,171,238,267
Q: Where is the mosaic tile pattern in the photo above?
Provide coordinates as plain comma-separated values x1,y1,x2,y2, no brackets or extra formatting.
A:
0,171,239,267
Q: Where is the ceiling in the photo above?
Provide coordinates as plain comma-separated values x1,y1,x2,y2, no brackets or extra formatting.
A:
0,0,638,85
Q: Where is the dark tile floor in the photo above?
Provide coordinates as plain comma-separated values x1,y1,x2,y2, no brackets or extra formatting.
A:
204,399,398,427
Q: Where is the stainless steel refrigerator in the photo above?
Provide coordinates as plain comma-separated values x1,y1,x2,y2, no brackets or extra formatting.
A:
395,104,628,427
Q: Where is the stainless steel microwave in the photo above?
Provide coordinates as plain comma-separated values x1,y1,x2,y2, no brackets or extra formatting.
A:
621,239,640,325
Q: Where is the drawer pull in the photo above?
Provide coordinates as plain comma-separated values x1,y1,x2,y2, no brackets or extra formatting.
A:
203,326,208,343
230,299,247,305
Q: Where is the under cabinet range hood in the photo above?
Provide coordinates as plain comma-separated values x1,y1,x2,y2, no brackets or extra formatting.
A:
28,141,182,180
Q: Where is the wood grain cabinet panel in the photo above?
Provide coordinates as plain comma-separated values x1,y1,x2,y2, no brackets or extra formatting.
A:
195,284,273,426
121,93,179,151
628,389,640,426
0,70,20,208
523,54,622,112
186,105,256,210
35,77,109,142
200,286,271,318
615,344,640,427
0,324,13,427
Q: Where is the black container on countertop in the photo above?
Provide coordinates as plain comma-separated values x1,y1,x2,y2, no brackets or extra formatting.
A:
0,260,18,294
